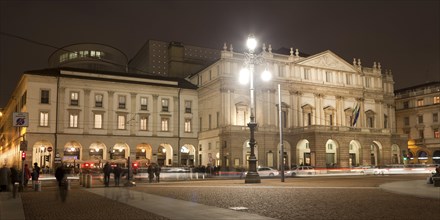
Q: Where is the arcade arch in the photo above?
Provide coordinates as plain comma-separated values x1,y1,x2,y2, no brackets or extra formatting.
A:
63,141,82,162
296,139,311,166
180,144,196,166
349,140,361,167
325,139,338,167
390,144,401,164
32,140,54,169
370,141,383,166
157,144,173,166
135,143,152,166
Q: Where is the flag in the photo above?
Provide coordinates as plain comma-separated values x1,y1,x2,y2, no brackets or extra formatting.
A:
352,102,360,126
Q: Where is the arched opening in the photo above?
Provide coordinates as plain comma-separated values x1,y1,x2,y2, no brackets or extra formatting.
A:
63,141,82,162
157,144,173,166
88,142,105,161
180,144,196,166
325,139,338,168
370,141,383,166
242,140,259,168
417,150,428,164
277,141,291,170
296,139,311,166
349,140,361,167
32,140,54,170
391,144,401,164
135,143,152,167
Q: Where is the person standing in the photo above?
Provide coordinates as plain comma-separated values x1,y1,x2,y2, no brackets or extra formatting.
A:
0,165,11,192
103,162,112,187
154,164,161,183
113,164,122,187
55,165,67,202
147,164,154,183
24,164,31,188
32,163,40,181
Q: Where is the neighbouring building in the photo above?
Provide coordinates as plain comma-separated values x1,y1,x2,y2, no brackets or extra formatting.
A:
395,81,440,164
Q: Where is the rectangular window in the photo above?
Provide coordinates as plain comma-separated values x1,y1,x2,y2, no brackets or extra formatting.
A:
434,96,440,104
161,99,169,112
384,114,388,129
69,113,78,128
433,113,438,123
282,111,287,128
118,96,126,109
417,99,424,107
419,130,424,139
140,116,148,131
327,144,333,150
365,77,370,88
325,71,331,82
434,129,439,139
418,115,423,124
184,119,192,132
304,68,310,80
161,118,169,131
199,117,202,131
39,112,49,127
21,91,27,106
216,112,220,128
329,114,333,126
404,117,410,126
367,116,374,128
117,115,126,129
307,113,312,126
41,90,49,104
94,113,103,129
403,101,409,109
140,97,148,110
346,74,351,85
209,114,212,129
70,92,79,106
95,94,103,107
185,100,192,113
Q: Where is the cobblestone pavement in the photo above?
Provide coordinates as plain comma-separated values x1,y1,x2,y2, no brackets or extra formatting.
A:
5,174,440,220
131,175,440,220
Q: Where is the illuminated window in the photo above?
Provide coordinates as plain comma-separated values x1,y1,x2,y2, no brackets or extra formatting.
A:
434,96,440,104
70,92,79,106
95,94,103,107
185,101,192,113
434,129,439,138
140,116,148,131
118,95,126,109
161,99,169,112
117,115,126,130
94,113,102,129
140,97,148,110
39,112,49,127
184,119,192,132
69,113,78,128
417,99,424,107
161,118,169,131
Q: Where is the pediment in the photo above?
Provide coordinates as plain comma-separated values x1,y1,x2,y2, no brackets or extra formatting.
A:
297,50,357,72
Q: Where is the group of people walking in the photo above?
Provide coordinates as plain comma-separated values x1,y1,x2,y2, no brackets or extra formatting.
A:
0,162,41,195
147,163,161,183
103,162,123,187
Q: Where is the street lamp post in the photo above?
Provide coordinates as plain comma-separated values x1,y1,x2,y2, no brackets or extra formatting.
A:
240,35,271,184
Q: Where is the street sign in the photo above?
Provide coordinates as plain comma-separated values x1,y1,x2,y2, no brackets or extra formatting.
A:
13,112,29,127
47,146,53,152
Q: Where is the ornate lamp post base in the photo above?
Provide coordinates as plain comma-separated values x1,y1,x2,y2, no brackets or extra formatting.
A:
245,121,261,184
245,158,261,184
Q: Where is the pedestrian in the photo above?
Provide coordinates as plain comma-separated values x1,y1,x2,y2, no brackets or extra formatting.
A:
0,164,11,192
103,162,112,187
24,164,31,188
113,164,122,186
147,164,154,183
154,164,161,183
32,163,40,181
55,165,67,202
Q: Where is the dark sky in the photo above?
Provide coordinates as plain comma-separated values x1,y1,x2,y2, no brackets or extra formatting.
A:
1,1,439,107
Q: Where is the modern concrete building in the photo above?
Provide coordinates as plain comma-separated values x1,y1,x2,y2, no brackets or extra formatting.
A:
395,81,440,164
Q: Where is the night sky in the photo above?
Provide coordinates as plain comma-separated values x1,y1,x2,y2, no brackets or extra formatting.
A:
1,1,439,107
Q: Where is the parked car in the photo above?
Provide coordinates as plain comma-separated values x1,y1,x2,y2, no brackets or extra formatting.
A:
244,167,279,177
286,166,316,176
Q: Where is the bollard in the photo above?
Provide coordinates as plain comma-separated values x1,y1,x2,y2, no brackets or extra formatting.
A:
13,182,19,198
82,173,87,187
66,179,71,190
86,174,92,188
79,174,83,186
35,181,41,192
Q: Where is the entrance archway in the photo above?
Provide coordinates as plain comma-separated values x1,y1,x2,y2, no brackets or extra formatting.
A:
32,140,53,170
63,141,82,162
325,139,338,168
296,139,311,166
180,144,196,166
157,144,173,166
391,144,401,164
370,141,383,166
349,140,361,167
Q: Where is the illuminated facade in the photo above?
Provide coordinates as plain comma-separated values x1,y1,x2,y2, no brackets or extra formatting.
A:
395,82,440,164
189,44,407,169
0,67,199,169
1,40,409,170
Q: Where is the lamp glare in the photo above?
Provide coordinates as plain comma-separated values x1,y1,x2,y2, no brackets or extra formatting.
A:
261,69,272,81
239,68,250,84
246,36,257,51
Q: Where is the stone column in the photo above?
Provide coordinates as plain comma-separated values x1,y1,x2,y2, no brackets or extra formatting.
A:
152,94,158,136
83,89,90,134
107,91,114,135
